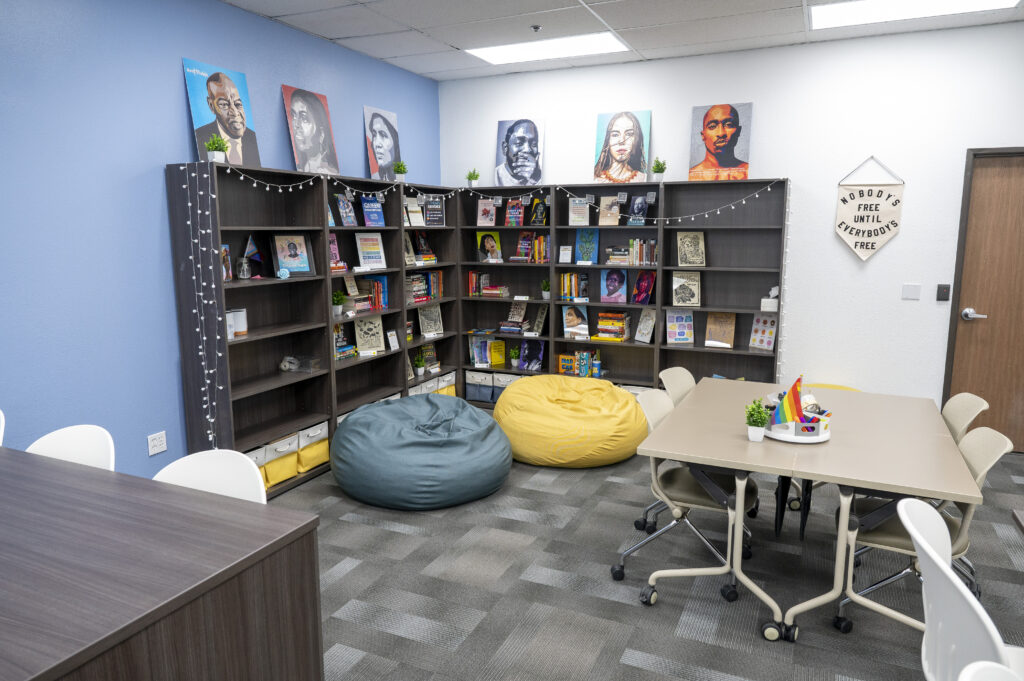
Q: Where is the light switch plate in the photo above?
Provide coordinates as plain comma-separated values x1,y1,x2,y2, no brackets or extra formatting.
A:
901,283,921,300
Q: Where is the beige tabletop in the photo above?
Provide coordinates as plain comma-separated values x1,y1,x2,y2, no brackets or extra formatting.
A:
638,378,982,505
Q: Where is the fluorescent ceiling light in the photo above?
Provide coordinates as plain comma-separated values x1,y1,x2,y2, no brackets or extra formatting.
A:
810,0,1020,30
466,31,628,65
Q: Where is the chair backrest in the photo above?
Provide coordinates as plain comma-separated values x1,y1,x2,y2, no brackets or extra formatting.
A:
658,367,696,405
26,425,115,471
957,427,1013,488
899,499,1009,681
0,408,5,446
153,449,266,504
943,393,990,444
959,662,1023,681
637,389,674,434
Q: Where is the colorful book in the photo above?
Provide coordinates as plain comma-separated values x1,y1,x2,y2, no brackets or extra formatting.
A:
328,233,346,272
405,197,426,227
413,231,436,262
671,271,700,307
598,196,620,225
665,310,694,344
574,228,598,263
489,340,506,368
477,231,502,261
634,308,656,343
424,195,445,226
562,305,589,339
333,195,358,226
221,244,232,282
568,197,590,226
509,230,534,262
705,312,736,349
519,339,545,371
528,198,548,226
360,196,386,227
421,342,440,370
505,198,524,227
630,270,656,305
477,198,495,226
354,232,386,269
627,195,648,226
748,313,777,352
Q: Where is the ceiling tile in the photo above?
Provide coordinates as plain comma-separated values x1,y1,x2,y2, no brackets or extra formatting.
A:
276,4,407,39
566,52,643,67
424,7,605,50
618,7,804,49
222,0,355,17
335,30,452,58
637,31,806,59
384,49,489,73
419,64,509,81
591,0,802,30
365,0,579,30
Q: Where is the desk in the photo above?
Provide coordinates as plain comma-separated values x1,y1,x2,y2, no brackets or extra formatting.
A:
637,378,981,641
0,447,324,681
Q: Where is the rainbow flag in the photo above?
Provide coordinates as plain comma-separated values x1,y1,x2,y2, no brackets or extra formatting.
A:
244,234,262,262
769,376,806,426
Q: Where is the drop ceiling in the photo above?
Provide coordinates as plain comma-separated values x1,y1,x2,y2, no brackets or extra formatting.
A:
222,0,1024,80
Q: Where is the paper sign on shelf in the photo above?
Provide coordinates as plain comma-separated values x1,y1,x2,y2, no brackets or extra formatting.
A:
577,261,592,266
474,363,490,369
345,310,356,318
524,331,539,338
386,330,399,351
573,297,589,303
358,350,377,357
513,295,529,301
424,332,441,339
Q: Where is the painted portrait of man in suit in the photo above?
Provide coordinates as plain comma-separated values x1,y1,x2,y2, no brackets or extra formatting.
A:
184,58,262,167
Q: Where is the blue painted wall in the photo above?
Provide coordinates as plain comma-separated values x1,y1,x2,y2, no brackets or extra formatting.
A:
0,0,440,477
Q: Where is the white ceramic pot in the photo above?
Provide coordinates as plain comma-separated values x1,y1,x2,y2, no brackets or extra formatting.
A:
541,290,551,300
396,173,406,182
207,150,226,163
651,172,664,182
747,425,765,442
415,366,425,376
468,179,478,187
332,304,344,319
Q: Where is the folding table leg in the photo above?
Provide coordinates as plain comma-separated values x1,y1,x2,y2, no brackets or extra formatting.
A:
774,476,792,537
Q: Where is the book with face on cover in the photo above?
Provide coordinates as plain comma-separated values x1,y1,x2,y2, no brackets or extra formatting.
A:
598,196,620,225
332,194,359,226
627,195,648,226
528,198,548,226
477,198,495,226
569,197,590,226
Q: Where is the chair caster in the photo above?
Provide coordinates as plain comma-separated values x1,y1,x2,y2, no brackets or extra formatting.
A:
782,624,799,642
644,520,658,534
610,564,625,581
970,584,982,600
742,544,752,560
720,584,738,602
747,497,760,519
633,518,646,531
788,497,801,511
832,616,853,634
640,585,657,606
854,556,862,568
761,622,782,641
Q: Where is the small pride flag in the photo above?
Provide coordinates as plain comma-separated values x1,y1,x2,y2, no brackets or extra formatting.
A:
244,234,262,262
769,376,806,427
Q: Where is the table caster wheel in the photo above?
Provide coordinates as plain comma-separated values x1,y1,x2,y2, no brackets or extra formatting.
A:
644,520,658,534
747,498,760,519
610,565,625,581
640,585,658,606
832,616,853,634
788,497,801,511
782,624,799,642
720,584,738,602
761,622,782,641
633,518,646,531
742,545,753,560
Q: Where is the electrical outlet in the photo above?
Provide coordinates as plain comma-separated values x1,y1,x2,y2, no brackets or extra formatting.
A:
148,431,167,456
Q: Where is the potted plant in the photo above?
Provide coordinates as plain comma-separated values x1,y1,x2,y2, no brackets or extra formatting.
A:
745,398,769,442
466,168,480,188
412,351,425,376
540,279,550,300
393,161,408,182
331,290,345,319
205,134,229,163
651,157,667,182
509,345,520,366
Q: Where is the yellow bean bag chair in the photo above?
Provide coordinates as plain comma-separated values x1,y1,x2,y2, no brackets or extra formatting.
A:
493,375,647,467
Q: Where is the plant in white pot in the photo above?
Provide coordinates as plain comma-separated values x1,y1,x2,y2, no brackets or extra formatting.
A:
540,279,550,300
332,290,345,319
650,157,667,182
466,168,480,188
205,134,229,163
745,398,769,442
393,160,408,182
412,351,425,376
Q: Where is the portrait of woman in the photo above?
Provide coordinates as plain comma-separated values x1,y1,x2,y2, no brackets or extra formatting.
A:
477,231,502,261
562,305,589,339
363,106,402,181
283,86,339,175
600,269,627,303
593,110,651,183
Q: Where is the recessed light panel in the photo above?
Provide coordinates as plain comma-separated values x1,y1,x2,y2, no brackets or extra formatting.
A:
467,32,628,65
810,0,1021,30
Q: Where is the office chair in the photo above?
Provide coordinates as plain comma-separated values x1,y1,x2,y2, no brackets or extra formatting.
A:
942,393,990,444
26,424,115,471
658,366,696,405
899,499,1024,681
153,449,267,504
960,662,1023,681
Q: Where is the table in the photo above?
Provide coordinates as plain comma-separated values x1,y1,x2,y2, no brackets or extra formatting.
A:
636,378,981,641
0,446,324,681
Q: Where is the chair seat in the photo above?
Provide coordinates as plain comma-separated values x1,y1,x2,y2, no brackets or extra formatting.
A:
1006,644,1024,675
657,466,759,514
856,497,965,556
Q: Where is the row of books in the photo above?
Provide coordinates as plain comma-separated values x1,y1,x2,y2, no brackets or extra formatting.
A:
467,271,513,297
604,240,658,266
474,195,650,228
402,196,444,227
330,193,446,228
594,312,631,342
477,198,547,227
403,231,436,265
508,231,550,263
405,271,444,304
665,310,776,350
354,275,388,311
559,306,656,343
558,350,597,377
468,337,546,372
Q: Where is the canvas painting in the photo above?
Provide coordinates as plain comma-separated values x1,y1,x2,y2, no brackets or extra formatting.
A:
183,57,261,167
363,106,401,181
600,269,628,303
689,102,752,181
282,85,338,174
477,231,502,261
562,305,589,339
593,110,651,183
495,118,544,186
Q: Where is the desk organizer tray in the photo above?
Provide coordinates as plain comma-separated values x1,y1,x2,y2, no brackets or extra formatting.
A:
763,392,831,443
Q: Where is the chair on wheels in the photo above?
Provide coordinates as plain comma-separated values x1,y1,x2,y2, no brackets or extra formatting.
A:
26,424,115,471
832,427,1013,634
658,366,696,405
898,498,1024,681
612,389,758,605
942,392,989,444
153,449,267,504
960,662,1023,681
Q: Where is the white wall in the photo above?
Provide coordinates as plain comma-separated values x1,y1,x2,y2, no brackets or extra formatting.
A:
439,22,1024,404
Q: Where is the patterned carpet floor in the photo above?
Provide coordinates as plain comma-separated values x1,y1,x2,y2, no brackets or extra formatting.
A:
272,452,1024,681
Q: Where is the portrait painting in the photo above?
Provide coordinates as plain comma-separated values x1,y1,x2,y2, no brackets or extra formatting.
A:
183,57,262,167
476,231,502,261
600,269,627,303
271,234,314,275
495,118,544,186
593,110,651,183
282,85,338,174
363,106,402,181
689,102,752,181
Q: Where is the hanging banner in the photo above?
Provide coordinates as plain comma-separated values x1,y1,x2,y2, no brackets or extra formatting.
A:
834,157,904,261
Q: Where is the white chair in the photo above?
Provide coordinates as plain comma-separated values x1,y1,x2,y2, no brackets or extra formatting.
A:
658,367,696,405
637,389,674,433
0,408,5,446
943,392,990,444
899,498,1024,681
153,449,266,504
26,425,115,471
960,662,1024,681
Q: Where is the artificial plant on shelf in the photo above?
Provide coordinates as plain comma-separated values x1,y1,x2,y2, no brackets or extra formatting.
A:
651,157,667,181
540,279,551,300
205,133,229,162
412,350,425,375
393,160,408,180
745,398,769,442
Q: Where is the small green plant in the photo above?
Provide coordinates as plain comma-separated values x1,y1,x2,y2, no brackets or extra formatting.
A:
509,346,520,361
466,168,480,181
745,398,769,428
412,351,425,368
540,279,550,292
393,160,408,175
205,133,229,153
332,290,345,306
651,157,667,174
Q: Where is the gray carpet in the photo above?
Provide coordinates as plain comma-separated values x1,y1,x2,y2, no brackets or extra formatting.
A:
272,452,1024,681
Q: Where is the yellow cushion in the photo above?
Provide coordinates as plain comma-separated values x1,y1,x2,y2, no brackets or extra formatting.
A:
297,439,329,473
493,375,647,468
262,452,298,489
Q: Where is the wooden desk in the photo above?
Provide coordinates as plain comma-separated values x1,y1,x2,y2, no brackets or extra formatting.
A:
0,447,324,681
637,378,981,640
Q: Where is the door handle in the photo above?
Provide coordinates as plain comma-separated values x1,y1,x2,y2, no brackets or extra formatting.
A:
961,307,988,321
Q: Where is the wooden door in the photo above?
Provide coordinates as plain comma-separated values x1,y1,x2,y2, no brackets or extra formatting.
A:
946,151,1024,449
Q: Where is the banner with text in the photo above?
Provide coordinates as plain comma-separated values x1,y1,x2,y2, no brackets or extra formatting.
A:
834,184,903,261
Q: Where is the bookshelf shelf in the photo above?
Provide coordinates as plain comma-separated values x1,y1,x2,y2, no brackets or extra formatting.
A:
408,364,458,388
220,225,320,232
230,369,330,401
556,264,655,270
227,321,326,346
555,300,656,310
234,410,331,454
224,275,325,289
661,343,776,357
334,347,404,371
408,296,457,309
664,266,780,273
337,384,403,414
460,364,545,377
335,267,401,276
407,331,457,349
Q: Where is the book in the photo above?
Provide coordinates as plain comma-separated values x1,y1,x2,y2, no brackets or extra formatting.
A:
671,271,700,307
748,313,777,351
354,232,386,269
634,308,656,343
665,310,694,344
405,197,426,227
413,231,436,262
477,231,502,261
568,197,590,226
360,196,386,227
343,274,359,296
477,198,495,226
598,196,620,225
532,304,548,334
418,303,444,336
630,270,656,305
328,234,346,272
677,232,706,266
508,301,526,322
505,198,524,227
354,315,385,352
519,339,545,371
574,228,598,263
358,274,388,310
333,195,358,226
221,244,232,281
705,312,736,349
489,340,506,368
559,271,589,300
424,195,445,226
562,305,589,339
558,245,573,263
421,342,440,371
600,269,628,303
528,198,548,226
627,195,648,226
402,232,416,265
509,230,534,262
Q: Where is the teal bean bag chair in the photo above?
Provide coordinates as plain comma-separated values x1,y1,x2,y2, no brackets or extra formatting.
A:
330,394,511,510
